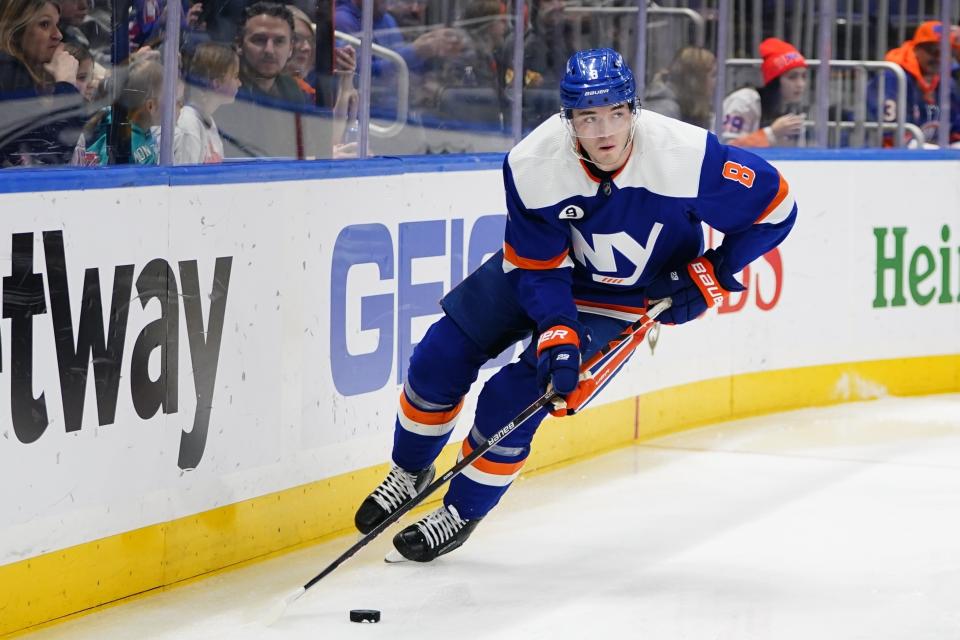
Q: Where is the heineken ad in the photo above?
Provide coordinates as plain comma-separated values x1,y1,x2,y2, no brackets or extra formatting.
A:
0,157,958,570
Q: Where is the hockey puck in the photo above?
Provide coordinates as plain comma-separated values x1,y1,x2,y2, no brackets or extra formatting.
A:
349,609,381,623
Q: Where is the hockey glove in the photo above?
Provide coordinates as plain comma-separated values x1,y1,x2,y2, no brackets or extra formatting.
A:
536,318,589,403
645,249,746,325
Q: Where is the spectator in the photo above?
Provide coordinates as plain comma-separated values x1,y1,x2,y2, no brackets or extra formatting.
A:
414,0,509,125
721,37,807,147
285,5,323,98
387,0,427,34
283,7,358,155
0,0,86,166
129,0,205,50
61,41,96,102
76,59,164,164
197,0,245,44
335,0,462,79
57,0,88,46
451,0,509,90
218,1,351,158
235,1,306,106
523,0,574,87
868,21,960,147
953,25,960,84
175,41,238,164
644,46,717,130
57,0,110,64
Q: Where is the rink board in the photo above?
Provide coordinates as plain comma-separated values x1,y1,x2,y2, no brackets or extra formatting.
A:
1,151,959,635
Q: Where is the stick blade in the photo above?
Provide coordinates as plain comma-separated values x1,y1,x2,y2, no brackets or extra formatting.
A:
384,549,408,563
260,586,306,627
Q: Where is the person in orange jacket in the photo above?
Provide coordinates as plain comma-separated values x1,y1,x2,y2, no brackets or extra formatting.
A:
868,20,960,147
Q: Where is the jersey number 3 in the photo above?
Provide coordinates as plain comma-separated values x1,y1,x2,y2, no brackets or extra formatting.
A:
722,161,755,188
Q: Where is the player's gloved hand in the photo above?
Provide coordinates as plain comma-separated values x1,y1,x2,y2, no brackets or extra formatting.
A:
645,249,746,324
536,317,590,404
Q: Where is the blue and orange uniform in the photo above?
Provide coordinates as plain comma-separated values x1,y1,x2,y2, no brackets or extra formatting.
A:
359,48,798,563
391,107,796,521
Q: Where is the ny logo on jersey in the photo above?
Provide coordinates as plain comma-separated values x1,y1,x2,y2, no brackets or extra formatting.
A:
570,223,664,286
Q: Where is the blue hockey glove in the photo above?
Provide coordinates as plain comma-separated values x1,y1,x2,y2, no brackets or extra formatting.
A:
645,249,746,324
535,318,590,396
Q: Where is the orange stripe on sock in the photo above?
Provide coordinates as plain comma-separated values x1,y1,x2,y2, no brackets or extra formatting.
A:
503,243,569,271
399,392,463,426
755,173,789,223
461,439,526,476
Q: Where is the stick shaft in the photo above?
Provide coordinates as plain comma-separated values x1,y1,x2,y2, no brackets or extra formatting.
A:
301,299,670,592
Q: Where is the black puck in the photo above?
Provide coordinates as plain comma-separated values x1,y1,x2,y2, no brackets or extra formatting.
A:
349,609,381,623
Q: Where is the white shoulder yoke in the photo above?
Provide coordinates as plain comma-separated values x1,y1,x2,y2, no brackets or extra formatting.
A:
614,110,708,198
506,110,710,210
506,115,598,211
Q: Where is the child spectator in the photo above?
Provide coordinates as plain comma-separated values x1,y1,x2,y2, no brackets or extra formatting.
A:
77,59,164,164
61,41,96,102
721,37,808,147
0,0,86,166
644,47,717,130
175,42,239,164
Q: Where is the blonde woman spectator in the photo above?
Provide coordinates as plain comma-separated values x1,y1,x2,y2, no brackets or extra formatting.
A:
644,47,716,130
721,37,808,147
176,42,240,164
285,5,318,98
284,6,358,157
0,0,86,165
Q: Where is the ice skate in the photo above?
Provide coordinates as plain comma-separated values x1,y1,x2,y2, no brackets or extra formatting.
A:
388,504,481,563
354,464,436,534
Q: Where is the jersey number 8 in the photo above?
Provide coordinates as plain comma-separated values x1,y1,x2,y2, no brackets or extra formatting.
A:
721,161,756,188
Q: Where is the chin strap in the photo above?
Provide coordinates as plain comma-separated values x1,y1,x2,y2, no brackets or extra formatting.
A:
564,115,639,168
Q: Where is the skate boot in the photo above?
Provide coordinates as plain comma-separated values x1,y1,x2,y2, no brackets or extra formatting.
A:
355,464,436,534
390,504,481,562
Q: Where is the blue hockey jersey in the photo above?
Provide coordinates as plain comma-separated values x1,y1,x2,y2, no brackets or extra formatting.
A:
502,109,798,327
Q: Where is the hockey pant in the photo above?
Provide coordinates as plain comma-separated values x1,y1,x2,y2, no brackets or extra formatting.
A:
392,311,632,521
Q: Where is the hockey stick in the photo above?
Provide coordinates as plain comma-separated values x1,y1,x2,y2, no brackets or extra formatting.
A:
263,298,671,624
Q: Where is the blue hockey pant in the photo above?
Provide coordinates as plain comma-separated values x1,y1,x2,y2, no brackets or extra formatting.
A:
392,312,631,521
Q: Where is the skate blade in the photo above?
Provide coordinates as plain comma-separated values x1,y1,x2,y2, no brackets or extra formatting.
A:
384,549,409,563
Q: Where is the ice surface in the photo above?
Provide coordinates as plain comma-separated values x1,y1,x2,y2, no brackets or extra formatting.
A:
22,394,960,639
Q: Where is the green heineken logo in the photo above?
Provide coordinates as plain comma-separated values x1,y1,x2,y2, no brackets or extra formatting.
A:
873,226,957,308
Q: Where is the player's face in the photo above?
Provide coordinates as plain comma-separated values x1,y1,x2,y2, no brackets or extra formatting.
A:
571,102,633,170
241,14,293,79
778,67,807,104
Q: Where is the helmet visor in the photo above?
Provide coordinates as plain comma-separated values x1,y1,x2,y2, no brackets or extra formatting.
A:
566,102,636,139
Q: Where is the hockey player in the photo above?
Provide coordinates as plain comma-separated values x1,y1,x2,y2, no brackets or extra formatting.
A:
354,47,798,562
